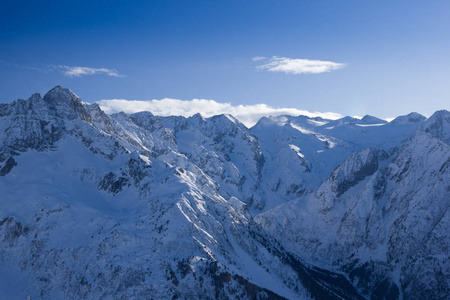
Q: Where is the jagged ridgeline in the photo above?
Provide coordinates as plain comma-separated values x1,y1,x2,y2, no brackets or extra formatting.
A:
0,86,448,299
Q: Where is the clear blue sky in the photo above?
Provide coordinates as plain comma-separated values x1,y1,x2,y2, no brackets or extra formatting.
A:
1,0,450,118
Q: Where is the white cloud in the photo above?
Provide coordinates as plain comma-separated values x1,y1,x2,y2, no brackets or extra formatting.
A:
97,98,343,127
252,56,267,61
255,56,345,74
55,65,124,77
0,60,125,78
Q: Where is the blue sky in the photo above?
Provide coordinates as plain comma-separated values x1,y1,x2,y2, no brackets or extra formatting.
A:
1,0,450,120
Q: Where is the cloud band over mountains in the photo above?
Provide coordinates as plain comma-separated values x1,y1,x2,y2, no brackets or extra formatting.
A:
254,56,345,74
97,98,343,127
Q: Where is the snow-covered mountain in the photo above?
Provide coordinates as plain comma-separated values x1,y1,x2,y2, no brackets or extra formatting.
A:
0,86,448,299
255,112,450,299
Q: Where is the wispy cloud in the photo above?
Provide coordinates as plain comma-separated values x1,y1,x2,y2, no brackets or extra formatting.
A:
54,65,125,78
0,59,43,71
0,59,125,78
252,56,267,61
97,98,343,127
255,56,345,74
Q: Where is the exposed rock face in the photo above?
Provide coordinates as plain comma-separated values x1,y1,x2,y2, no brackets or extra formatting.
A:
325,148,387,197
0,156,17,176
0,86,448,299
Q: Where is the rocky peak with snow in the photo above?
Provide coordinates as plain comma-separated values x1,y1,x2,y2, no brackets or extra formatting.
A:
421,109,450,144
389,112,426,124
358,115,387,125
41,85,91,121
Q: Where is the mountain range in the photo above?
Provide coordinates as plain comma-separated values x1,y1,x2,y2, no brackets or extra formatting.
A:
0,86,448,299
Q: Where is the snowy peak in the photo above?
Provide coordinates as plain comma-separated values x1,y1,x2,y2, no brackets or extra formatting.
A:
357,115,387,125
42,85,83,111
251,115,289,128
43,85,79,103
390,112,426,124
28,92,43,103
210,113,240,126
0,86,127,163
188,112,207,126
421,109,450,144
325,116,359,127
42,85,92,122
129,111,161,131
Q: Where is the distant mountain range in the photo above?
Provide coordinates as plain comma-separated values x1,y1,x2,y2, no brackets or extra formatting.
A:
1,86,448,299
